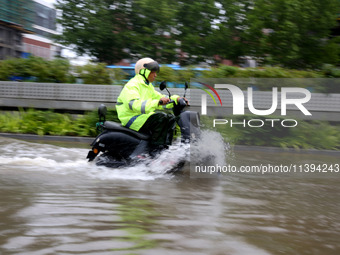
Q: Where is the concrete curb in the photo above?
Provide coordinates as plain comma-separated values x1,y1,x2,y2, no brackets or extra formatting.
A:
0,133,94,144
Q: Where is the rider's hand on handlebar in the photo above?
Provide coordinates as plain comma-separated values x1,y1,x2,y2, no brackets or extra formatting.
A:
177,97,189,105
159,97,170,105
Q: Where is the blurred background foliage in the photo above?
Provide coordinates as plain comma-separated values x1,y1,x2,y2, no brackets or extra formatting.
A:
1,56,340,92
1,0,340,89
75,63,113,84
0,108,118,137
0,109,98,137
54,0,340,68
0,56,75,83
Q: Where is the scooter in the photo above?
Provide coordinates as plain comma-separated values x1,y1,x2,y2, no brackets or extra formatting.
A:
86,82,201,169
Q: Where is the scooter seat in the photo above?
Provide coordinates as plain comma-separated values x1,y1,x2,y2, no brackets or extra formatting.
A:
103,121,150,140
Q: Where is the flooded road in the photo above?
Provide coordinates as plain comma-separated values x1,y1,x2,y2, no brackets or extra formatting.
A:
0,136,339,255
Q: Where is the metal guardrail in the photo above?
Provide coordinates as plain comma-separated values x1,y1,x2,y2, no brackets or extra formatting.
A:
0,81,122,111
1,81,340,120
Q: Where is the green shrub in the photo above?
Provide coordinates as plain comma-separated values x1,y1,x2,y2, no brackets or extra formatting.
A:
156,66,176,83
0,56,73,82
0,57,337,92
202,65,322,79
0,109,115,136
322,64,340,78
110,68,128,84
75,63,112,84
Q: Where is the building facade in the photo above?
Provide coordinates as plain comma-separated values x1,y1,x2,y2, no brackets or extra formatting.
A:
0,0,60,60
0,0,34,59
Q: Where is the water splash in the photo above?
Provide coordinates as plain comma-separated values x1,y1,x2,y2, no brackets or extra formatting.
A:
0,137,186,180
0,130,228,180
190,129,227,166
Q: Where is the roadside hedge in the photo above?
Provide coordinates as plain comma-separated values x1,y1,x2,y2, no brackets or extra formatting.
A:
1,56,340,92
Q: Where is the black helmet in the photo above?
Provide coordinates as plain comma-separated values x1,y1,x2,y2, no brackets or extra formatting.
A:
143,61,160,73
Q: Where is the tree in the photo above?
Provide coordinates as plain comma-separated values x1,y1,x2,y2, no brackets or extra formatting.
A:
55,0,221,64
173,0,219,65
127,0,179,63
55,0,130,64
55,0,339,68
244,0,339,68
55,0,179,64
207,0,253,64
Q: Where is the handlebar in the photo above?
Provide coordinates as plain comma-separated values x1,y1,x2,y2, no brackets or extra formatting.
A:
159,98,188,106
178,97,189,107
159,99,174,105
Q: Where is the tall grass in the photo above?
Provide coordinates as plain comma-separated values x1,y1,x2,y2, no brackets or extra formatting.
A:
0,109,100,137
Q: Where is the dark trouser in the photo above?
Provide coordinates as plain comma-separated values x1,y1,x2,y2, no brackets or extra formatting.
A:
139,112,176,147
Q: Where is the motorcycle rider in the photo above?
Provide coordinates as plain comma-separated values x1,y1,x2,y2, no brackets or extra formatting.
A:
116,57,187,152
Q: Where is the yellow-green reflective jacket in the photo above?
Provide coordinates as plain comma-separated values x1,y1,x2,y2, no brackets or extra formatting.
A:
116,74,179,131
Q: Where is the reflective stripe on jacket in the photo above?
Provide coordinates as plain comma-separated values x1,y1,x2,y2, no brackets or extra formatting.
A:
116,74,179,131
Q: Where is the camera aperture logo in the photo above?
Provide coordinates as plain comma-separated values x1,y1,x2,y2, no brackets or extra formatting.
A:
195,82,312,128
194,82,223,108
